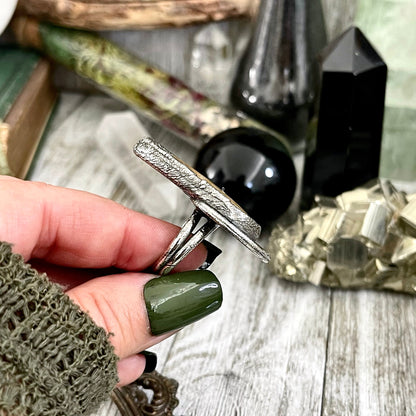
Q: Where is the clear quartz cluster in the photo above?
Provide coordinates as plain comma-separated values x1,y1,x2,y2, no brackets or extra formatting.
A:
268,180,416,293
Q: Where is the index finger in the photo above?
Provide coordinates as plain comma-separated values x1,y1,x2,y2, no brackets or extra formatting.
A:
0,176,206,270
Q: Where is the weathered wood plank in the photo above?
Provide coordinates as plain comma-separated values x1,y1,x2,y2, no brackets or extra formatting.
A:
164,233,331,415
323,290,416,416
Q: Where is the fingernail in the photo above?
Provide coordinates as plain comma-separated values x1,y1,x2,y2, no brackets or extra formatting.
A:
139,350,157,373
200,241,222,270
144,270,222,335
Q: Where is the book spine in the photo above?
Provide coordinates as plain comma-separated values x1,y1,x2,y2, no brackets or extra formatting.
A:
5,59,57,178
12,17,286,149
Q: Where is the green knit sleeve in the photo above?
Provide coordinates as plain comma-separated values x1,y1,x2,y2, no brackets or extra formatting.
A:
0,242,119,415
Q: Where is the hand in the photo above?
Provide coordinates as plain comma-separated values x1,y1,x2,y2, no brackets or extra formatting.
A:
0,176,222,385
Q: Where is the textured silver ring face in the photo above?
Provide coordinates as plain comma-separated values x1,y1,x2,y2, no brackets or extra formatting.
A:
133,137,270,274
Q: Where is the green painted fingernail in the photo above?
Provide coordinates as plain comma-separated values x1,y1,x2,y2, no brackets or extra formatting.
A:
144,270,222,335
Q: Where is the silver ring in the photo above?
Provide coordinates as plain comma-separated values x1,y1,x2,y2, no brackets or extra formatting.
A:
133,137,270,275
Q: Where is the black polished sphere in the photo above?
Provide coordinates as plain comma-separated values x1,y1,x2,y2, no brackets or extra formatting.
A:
195,127,297,225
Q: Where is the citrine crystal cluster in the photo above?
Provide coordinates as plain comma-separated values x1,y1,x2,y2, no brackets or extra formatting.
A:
268,180,416,294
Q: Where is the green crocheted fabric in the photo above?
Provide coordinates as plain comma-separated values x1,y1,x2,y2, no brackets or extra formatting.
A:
0,242,119,415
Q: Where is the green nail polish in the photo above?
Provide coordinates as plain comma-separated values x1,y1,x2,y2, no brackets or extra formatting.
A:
144,270,222,335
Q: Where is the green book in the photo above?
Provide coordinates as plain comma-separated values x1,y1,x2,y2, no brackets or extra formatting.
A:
0,46,57,178
0,48,41,119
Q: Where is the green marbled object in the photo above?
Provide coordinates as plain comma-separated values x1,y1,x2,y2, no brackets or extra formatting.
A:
33,21,287,149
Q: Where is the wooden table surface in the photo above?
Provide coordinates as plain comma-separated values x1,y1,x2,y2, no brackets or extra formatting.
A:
28,2,416,414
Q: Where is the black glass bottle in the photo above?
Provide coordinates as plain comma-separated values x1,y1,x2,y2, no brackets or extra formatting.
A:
230,0,327,152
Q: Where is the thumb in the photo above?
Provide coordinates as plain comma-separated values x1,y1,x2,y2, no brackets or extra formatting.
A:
67,270,222,384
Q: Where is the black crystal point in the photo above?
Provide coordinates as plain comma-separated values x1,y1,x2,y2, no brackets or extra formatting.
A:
195,127,297,224
302,26,387,209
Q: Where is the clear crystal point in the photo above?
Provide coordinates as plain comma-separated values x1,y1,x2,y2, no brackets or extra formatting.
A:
189,24,233,105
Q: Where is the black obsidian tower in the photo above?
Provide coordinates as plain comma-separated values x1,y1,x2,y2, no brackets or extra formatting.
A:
302,26,387,209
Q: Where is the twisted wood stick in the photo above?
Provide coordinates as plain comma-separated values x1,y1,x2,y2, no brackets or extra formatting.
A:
16,0,259,30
